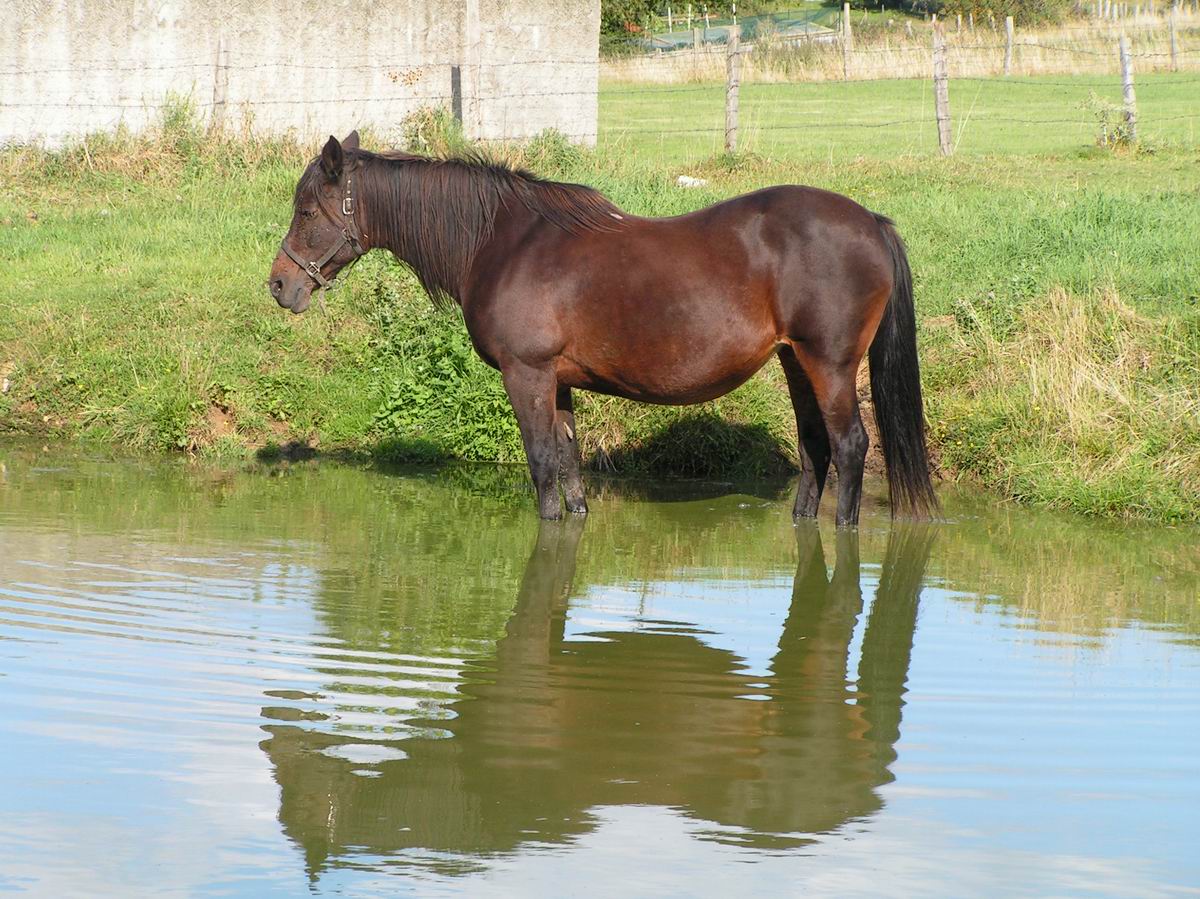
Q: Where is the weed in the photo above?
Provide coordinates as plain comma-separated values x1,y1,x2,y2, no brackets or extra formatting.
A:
1081,91,1135,148
400,106,470,158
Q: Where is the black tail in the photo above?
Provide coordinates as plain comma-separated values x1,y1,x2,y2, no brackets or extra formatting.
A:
868,215,939,519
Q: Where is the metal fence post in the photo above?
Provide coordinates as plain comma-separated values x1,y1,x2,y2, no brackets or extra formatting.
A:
450,65,463,126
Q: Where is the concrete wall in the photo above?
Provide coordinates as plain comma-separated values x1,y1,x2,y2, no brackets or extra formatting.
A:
0,0,599,147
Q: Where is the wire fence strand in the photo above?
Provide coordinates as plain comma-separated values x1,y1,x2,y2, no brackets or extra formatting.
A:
2,19,1198,153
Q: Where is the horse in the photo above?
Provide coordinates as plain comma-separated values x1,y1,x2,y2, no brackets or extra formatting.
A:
268,131,937,526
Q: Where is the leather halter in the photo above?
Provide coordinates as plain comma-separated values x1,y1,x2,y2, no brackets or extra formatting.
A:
281,174,367,290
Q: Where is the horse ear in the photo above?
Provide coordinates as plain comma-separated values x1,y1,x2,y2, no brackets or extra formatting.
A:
319,135,343,181
342,129,360,153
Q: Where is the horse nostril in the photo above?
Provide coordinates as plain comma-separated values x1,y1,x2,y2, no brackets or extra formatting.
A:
270,278,284,298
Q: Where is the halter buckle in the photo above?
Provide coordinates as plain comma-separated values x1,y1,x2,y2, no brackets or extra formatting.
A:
342,195,354,216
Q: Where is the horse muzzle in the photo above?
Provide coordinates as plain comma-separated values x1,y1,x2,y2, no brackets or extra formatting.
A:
268,270,313,315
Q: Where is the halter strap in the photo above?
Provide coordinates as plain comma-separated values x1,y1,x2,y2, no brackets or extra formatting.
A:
281,175,367,291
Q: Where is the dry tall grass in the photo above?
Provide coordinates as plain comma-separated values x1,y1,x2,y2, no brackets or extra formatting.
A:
603,13,1200,82
934,288,1200,521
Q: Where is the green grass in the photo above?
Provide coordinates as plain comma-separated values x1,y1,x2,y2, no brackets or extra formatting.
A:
1,81,1198,521
601,73,1200,162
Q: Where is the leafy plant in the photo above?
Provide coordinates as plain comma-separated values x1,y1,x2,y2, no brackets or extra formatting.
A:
1081,91,1135,148
400,106,470,158
372,307,524,463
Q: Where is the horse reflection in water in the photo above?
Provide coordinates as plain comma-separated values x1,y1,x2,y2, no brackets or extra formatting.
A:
261,522,934,874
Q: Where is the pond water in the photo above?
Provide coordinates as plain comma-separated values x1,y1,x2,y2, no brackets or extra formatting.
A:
1,443,1198,897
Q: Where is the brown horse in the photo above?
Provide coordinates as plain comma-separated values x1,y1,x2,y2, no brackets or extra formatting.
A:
268,131,937,525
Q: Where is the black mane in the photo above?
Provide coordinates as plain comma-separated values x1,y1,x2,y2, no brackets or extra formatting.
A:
299,149,626,308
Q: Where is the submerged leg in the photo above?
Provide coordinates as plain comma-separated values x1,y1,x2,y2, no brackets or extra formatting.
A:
501,361,562,520
556,386,588,515
793,353,868,528
778,347,831,519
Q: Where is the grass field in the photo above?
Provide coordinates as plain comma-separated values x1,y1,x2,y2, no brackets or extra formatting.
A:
601,73,1200,161
1,78,1198,521
605,13,1200,82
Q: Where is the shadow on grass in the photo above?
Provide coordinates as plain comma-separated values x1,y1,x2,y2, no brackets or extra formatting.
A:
591,414,795,482
253,418,799,506
255,440,319,463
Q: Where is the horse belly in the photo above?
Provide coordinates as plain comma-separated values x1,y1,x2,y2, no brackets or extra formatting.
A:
557,307,779,405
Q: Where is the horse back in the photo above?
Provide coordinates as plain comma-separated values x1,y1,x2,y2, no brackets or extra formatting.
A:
462,183,895,402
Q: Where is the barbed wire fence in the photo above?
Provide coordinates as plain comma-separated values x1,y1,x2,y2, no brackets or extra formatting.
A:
601,10,1199,156
0,11,1197,157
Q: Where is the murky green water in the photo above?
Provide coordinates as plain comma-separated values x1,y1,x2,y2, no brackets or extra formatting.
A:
1,443,1198,896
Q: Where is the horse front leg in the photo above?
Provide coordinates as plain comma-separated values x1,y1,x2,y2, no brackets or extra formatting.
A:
556,386,588,515
501,361,563,520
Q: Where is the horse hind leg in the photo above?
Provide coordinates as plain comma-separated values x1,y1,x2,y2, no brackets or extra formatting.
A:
556,386,588,515
778,347,831,519
788,349,868,527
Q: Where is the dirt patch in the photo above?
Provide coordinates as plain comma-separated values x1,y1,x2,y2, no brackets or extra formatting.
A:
855,363,942,478
205,404,237,440
856,364,885,474
250,419,319,461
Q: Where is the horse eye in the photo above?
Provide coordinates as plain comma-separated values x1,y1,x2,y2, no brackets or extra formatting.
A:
301,208,318,219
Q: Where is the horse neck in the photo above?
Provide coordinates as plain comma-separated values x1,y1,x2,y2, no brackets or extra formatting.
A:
358,157,519,308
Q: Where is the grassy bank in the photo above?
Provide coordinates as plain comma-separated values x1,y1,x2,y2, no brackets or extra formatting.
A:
1,88,1198,521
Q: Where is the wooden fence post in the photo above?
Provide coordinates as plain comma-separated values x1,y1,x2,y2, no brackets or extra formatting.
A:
843,2,853,80
1169,2,1179,71
933,25,953,155
725,26,740,153
1118,35,1137,142
210,37,228,131
1004,16,1014,75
